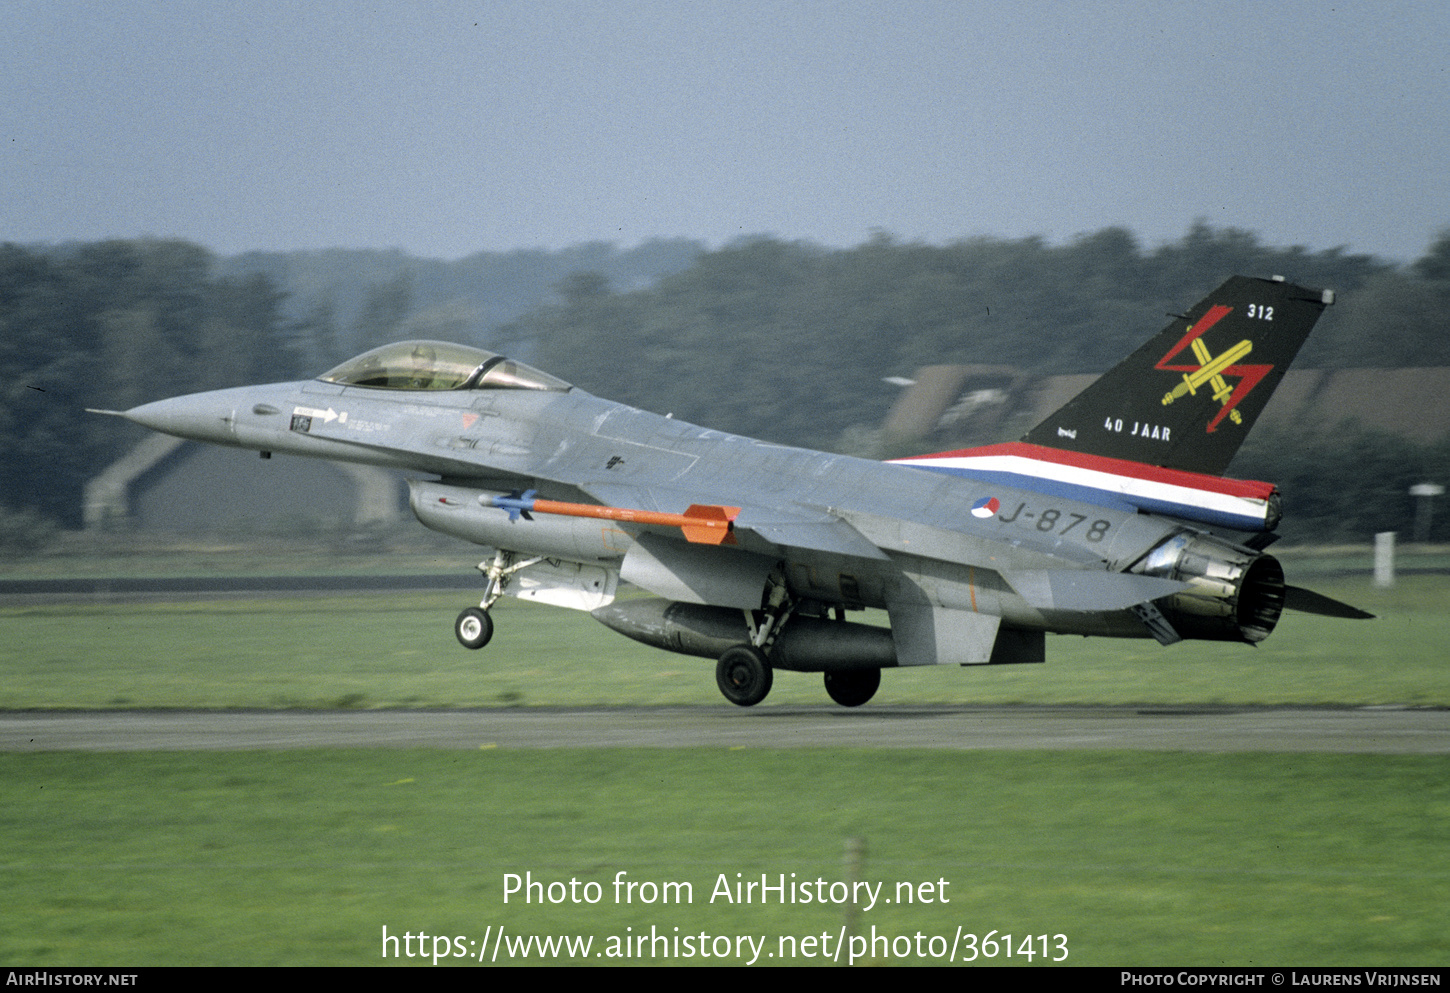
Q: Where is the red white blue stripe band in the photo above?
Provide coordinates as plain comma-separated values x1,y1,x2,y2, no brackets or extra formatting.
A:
891,442,1279,532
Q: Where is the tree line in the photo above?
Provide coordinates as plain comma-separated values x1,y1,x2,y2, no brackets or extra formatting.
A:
3,224,1449,543
1,239,295,535
516,225,1450,454
0,237,700,533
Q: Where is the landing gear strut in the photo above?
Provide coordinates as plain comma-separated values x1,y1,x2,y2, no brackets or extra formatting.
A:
453,549,543,650
713,574,795,707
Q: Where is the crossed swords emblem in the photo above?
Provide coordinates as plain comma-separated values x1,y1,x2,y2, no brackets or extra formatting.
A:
1155,303,1275,432
1161,335,1251,426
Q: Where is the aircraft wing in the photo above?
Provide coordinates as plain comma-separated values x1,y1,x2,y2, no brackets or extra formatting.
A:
734,511,892,561
579,478,1191,618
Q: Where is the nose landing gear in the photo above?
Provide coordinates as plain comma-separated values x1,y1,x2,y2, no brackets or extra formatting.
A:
453,549,541,651
455,607,494,650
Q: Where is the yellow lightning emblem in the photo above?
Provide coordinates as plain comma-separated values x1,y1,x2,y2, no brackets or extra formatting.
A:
1161,336,1250,425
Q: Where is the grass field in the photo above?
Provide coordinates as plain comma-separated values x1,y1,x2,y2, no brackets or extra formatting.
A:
1,574,1446,709
2,551,1446,966
3,749,1446,966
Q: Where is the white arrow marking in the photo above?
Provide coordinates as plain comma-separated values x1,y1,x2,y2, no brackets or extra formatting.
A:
293,406,343,423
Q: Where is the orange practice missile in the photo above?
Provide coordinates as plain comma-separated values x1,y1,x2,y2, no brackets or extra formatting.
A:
487,490,740,545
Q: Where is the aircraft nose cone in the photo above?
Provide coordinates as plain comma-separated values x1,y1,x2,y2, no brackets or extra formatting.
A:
123,394,236,444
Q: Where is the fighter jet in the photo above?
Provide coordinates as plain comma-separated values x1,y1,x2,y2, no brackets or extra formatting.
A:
103,275,1370,707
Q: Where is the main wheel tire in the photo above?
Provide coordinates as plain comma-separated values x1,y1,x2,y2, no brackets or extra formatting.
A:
823,668,880,707
715,644,773,707
455,607,493,650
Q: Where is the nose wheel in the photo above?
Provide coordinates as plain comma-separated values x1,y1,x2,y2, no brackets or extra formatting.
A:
455,607,494,650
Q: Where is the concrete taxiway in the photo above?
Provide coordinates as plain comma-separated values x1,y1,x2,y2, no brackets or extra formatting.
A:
1,706,1445,753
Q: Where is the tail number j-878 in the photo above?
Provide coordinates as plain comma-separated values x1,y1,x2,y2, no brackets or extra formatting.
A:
997,503,1112,542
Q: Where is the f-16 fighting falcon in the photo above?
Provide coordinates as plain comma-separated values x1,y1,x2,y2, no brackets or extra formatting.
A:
100,275,1371,707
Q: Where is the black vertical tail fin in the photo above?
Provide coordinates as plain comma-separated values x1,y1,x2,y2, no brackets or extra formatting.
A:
1021,275,1334,475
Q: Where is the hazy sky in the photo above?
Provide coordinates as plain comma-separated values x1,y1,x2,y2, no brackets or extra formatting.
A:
7,1,1449,262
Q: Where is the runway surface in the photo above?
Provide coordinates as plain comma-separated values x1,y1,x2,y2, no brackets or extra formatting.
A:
2,705,1446,753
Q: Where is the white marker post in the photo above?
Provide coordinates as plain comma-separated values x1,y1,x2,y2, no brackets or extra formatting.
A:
1373,531,1396,589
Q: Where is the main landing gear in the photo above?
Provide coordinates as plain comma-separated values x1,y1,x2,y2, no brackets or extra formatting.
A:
714,580,882,708
822,668,880,708
715,644,882,708
715,645,773,706
714,578,792,708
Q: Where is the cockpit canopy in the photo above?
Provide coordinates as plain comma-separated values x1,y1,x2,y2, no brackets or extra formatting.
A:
318,340,571,393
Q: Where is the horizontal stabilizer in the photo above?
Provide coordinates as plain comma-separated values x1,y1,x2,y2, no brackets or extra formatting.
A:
1283,585,1375,619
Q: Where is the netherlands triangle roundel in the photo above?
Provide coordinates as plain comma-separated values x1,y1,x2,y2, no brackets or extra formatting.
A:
971,496,1000,519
